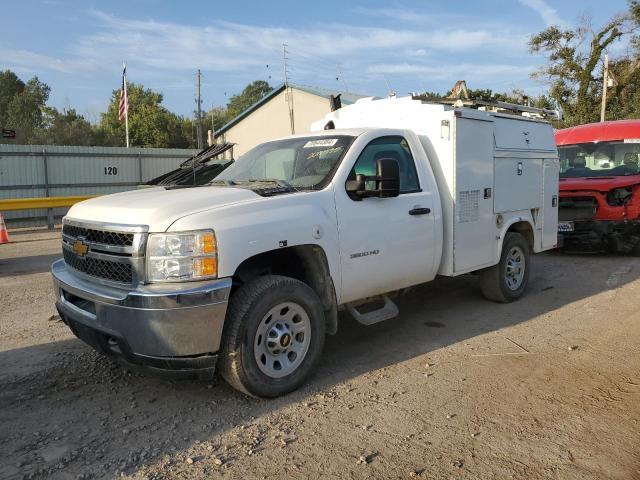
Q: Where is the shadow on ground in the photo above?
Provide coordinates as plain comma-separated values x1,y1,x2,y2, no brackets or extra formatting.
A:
1,251,638,478
0,253,62,277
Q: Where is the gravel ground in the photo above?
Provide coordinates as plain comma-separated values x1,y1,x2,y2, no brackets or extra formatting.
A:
1,229,639,480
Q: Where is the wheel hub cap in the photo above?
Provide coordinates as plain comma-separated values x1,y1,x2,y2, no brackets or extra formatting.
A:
505,246,525,290
253,302,311,379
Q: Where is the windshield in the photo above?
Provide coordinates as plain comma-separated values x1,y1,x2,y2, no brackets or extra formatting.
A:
215,135,354,190
559,140,640,178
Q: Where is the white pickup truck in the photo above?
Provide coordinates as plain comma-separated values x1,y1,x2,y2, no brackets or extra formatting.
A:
52,96,559,397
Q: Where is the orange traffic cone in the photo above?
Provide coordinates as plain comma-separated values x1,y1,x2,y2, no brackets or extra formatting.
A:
0,213,10,244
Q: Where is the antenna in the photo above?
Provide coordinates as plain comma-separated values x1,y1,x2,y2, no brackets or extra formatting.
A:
381,73,395,97
282,44,291,87
336,63,349,92
195,69,203,149
282,43,295,134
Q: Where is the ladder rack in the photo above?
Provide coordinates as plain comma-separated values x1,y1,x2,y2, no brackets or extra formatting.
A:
411,94,562,121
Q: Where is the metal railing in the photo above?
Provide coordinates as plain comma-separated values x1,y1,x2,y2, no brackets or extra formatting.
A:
0,196,97,228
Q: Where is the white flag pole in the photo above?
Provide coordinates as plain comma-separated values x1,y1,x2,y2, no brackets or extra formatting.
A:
124,62,130,148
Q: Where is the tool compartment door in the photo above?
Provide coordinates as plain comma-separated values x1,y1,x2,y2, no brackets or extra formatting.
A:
453,117,497,273
541,158,559,249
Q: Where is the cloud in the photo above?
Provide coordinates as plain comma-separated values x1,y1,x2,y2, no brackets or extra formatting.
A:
351,7,463,24
1,8,544,112
0,47,77,73
63,10,527,77
519,0,564,27
367,62,534,79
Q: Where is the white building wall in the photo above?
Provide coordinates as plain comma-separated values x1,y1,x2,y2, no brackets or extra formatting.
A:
220,88,333,157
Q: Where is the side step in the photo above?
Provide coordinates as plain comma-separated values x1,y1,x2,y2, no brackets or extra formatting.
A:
346,295,399,326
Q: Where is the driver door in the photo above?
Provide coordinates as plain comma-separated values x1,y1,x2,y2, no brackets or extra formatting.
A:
335,135,437,304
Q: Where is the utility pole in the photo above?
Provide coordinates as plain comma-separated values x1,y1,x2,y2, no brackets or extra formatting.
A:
601,54,609,123
195,69,203,149
282,44,295,134
207,103,215,147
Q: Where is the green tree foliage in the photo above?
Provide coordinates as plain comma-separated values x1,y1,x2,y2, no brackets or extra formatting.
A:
0,71,276,148
606,57,640,120
529,1,640,126
466,88,554,109
0,70,25,128
34,108,97,146
99,83,189,148
416,87,553,116
208,106,228,132
225,80,272,119
4,76,50,143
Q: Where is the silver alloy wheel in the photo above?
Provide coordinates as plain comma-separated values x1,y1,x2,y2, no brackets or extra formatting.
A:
505,246,526,290
253,302,311,379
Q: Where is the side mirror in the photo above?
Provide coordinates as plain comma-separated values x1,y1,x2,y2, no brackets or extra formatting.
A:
376,158,400,198
346,158,400,200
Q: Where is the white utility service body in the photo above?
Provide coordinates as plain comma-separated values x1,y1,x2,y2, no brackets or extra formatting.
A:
51,96,559,397
312,96,559,285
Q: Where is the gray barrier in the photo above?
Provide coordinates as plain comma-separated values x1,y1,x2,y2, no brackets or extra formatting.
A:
0,144,195,228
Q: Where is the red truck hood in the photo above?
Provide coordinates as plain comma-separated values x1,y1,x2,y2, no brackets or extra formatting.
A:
559,176,640,192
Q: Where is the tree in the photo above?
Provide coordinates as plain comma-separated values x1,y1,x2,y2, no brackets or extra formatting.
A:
34,108,96,146
225,80,272,119
0,70,25,128
529,1,640,126
99,83,189,148
5,76,50,143
207,106,228,132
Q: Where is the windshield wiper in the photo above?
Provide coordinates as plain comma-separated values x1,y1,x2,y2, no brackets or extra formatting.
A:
231,178,300,196
208,179,237,187
245,179,301,192
246,178,294,188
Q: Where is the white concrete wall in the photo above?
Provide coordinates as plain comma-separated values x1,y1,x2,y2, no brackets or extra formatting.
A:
220,88,333,157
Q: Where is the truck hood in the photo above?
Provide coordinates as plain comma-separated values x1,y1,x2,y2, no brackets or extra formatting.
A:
66,186,259,231
559,176,640,192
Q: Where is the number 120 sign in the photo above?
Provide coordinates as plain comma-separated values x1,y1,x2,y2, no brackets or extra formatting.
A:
104,166,118,175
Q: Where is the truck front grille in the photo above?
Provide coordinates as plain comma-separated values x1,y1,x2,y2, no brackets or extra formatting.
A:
559,196,598,221
63,248,133,283
62,224,134,246
61,220,147,286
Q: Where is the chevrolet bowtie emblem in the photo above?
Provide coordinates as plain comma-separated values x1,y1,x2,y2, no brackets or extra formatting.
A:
73,239,89,257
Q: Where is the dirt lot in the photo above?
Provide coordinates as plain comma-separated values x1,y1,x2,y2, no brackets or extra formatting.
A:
1,229,639,480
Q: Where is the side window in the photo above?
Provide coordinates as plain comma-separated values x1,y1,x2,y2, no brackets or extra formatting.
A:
349,136,420,193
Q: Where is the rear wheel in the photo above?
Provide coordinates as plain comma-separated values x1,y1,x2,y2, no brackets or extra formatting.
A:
218,275,325,397
480,232,530,303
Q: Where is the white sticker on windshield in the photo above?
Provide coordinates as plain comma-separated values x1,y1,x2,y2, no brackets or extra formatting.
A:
304,139,338,148
624,139,640,143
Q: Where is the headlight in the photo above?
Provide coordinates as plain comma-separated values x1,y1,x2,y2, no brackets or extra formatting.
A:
146,230,217,282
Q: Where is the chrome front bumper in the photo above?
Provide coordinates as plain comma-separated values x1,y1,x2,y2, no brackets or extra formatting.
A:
52,259,232,377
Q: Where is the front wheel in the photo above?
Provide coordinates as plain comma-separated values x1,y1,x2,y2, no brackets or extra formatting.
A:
218,275,326,397
480,232,530,303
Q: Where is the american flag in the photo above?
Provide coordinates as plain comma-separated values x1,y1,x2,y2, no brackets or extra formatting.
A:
118,65,128,122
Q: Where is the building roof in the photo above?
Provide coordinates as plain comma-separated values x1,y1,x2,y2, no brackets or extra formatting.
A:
214,83,372,137
555,119,640,145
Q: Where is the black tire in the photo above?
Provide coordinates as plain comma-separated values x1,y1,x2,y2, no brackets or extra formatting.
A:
480,232,530,303
218,275,326,398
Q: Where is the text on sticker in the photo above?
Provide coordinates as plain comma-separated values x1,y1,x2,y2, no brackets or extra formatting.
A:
304,139,338,148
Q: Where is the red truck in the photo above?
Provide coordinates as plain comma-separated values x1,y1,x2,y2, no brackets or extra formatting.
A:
557,120,640,253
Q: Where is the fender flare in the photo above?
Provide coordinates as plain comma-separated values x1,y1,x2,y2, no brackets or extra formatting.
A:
496,215,535,262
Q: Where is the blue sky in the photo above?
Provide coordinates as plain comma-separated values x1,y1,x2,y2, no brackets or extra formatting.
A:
0,0,631,122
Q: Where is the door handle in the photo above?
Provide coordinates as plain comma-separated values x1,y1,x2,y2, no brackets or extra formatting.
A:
408,207,431,216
